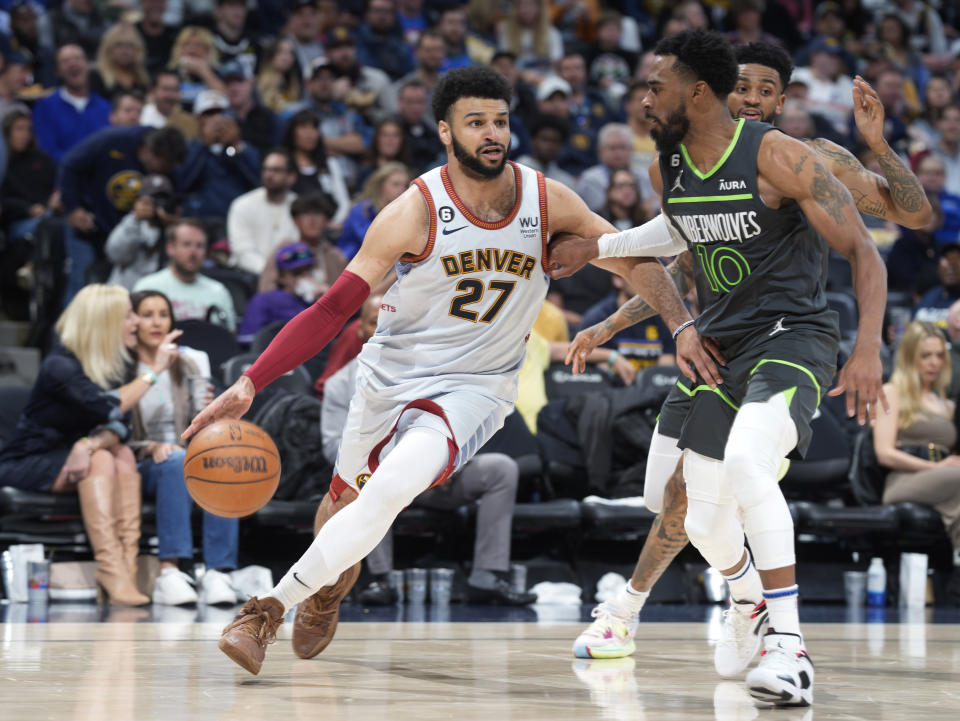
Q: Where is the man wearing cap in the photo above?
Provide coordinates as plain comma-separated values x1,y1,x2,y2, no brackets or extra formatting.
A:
58,124,188,302
237,242,320,345
791,37,855,138
322,24,390,112
105,174,180,290
227,149,300,275
174,88,260,220
285,0,324,72
222,60,276,156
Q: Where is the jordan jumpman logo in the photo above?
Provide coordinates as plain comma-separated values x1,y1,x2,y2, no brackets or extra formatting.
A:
670,168,685,192
769,317,790,336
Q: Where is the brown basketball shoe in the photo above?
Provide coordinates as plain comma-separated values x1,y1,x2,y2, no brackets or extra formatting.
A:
291,562,361,659
218,596,285,675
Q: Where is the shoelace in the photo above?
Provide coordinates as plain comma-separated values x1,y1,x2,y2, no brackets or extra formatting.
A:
587,603,632,636
231,599,282,647
297,591,338,626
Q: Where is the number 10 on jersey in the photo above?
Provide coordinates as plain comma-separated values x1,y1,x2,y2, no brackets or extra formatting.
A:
449,279,517,323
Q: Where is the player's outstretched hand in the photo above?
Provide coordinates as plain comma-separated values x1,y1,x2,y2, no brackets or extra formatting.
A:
547,233,598,279
852,76,886,150
674,325,723,388
566,321,614,374
827,345,889,426
182,375,256,440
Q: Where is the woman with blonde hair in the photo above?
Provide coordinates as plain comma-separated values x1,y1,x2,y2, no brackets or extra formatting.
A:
873,320,960,603
336,161,410,260
0,285,180,605
497,0,563,78
256,37,302,114
168,26,225,107
90,22,151,99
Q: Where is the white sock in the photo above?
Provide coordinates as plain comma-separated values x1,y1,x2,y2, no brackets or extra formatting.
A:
614,582,649,616
722,548,763,604
269,427,450,611
763,584,801,638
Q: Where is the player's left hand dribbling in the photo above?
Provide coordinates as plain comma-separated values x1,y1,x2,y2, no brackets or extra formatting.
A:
827,346,888,425
674,326,722,388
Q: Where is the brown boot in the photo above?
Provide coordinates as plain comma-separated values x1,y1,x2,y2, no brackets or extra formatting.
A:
77,475,150,606
218,596,285,675
114,470,143,578
291,562,361,659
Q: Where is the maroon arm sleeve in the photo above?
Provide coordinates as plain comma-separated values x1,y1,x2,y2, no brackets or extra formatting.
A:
243,270,371,392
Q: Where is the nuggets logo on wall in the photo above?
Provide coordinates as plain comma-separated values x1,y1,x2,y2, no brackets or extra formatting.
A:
355,472,371,489
107,170,143,212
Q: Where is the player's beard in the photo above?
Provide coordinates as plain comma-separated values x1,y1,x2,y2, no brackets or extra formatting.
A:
648,104,691,152
451,130,509,180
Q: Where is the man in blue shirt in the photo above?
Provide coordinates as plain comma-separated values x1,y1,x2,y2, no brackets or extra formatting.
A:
914,243,960,328
32,44,110,163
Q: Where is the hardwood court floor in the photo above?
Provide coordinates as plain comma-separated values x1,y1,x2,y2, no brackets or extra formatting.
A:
1,610,958,721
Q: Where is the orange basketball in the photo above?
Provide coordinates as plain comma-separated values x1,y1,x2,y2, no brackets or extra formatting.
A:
183,420,281,518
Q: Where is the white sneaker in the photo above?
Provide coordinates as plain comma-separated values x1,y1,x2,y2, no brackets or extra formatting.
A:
198,569,238,606
746,631,814,707
572,601,639,659
714,599,769,678
152,568,199,606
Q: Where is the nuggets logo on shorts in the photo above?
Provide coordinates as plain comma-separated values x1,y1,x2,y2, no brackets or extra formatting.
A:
106,170,144,212
355,472,371,489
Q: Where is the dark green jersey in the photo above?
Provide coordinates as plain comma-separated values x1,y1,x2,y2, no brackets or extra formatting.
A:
659,119,837,353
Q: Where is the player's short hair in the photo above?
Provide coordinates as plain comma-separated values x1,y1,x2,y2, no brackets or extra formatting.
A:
654,30,737,100
432,66,512,123
735,42,793,92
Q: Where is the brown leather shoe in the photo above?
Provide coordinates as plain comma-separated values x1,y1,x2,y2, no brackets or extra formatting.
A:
218,596,285,675
291,562,361,659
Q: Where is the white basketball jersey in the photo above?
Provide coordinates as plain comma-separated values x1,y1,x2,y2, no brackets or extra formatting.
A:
356,161,550,402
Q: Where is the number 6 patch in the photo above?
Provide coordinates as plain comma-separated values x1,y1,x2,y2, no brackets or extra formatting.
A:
439,206,455,223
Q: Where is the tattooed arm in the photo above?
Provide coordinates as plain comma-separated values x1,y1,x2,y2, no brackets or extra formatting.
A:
805,77,932,228
760,132,887,425
807,138,931,228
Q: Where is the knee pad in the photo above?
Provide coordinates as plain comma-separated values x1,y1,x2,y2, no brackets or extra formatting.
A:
643,425,682,514
682,451,744,571
742,490,795,570
725,397,798,504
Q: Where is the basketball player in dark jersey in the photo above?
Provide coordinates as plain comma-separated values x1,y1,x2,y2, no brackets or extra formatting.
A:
552,31,890,707
564,40,931,675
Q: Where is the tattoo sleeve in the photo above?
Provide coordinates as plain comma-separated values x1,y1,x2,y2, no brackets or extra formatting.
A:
875,149,925,214
630,465,689,591
610,251,694,330
810,161,849,225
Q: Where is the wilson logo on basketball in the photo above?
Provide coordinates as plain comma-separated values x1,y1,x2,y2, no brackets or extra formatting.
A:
201,454,269,473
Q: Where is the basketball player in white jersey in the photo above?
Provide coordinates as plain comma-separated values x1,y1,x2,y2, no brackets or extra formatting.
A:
183,66,722,676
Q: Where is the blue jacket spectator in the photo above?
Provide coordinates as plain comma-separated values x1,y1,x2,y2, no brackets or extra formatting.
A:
914,244,960,327
59,125,188,235
173,90,260,220
353,5,414,81
33,44,111,163
337,162,410,260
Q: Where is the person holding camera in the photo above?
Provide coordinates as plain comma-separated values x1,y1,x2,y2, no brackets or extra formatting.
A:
105,175,181,291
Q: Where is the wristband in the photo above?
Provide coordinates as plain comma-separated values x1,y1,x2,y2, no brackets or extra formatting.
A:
672,319,695,340
139,369,158,385
607,349,619,367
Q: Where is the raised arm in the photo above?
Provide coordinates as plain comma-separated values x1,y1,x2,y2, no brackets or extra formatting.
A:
759,132,887,424
184,186,428,438
806,77,931,229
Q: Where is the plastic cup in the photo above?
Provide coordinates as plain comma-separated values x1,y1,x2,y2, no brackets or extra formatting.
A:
844,570,867,606
27,560,49,604
429,568,454,605
510,564,527,594
405,568,427,604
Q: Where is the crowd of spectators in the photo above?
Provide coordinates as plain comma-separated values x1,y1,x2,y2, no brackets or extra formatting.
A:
3,0,960,602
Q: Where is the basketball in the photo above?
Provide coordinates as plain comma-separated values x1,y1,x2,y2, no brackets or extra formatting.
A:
183,420,281,518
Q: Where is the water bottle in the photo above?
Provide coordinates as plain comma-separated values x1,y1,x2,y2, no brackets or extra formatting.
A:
867,557,886,607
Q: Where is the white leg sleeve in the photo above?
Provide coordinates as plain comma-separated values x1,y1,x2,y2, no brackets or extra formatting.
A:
269,427,449,610
724,395,798,571
643,424,682,514
682,449,745,572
